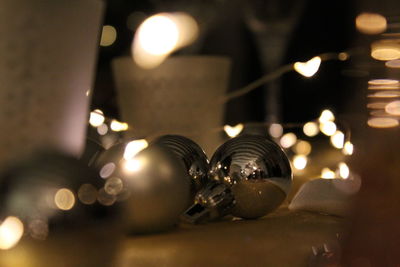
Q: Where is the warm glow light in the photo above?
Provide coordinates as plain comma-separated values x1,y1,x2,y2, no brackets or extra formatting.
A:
78,184,98,205
280,132,297,148
338,52,349,61
320,121,337,136
330,130,345,149
293,140,312,155
224,124,244,138
321,168,336,179
97,123,109,135
338,162,350,179
303,122,319,137
100,162,116,179
294,56,321,77
269,123,283,138
343,141,354,155
105,177,124,195
137,15,178,55
386,59,400,68
368,79,399,85
97,188,116,206
123,139,148,160
367,117,399,128
110,120,129,132
367,102,389,109
355,13,387,34
100,25,117,47
371,40,400,61
0,216,24,250
368,85,400,90
54,188,75,211
124,158,142,172
293,155,308,170
368,91,400,98
385,100,400,115
319,109,335,123
132,12,199,69
89,109,105,127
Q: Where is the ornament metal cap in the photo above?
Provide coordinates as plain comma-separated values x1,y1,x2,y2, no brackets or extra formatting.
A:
181,181,235,224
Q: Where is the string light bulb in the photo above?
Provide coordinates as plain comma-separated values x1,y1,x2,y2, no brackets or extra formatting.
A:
294,56,321,77
224,124,244,138
0,216,24,250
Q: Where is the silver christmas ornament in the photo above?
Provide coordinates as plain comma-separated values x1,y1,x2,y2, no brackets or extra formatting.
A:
95,142,192,233
0,152,105,241
183,135,292,223
151,135,209,196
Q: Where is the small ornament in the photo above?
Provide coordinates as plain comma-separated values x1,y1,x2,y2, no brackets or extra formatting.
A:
151,135,209,196
95,141,192,233
0,151,105,244
183,135,292,223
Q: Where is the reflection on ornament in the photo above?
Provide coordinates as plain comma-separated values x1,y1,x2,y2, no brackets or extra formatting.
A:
95,142,192,233
183,135,292,223
151,135,209,196
89,109,105,127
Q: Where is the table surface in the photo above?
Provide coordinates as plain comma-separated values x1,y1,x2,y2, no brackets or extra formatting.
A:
0,207,344,267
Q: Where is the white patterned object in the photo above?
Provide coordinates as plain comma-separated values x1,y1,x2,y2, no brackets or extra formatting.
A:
0,0,104,170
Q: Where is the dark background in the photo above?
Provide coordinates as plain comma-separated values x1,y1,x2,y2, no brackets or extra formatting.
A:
91,0,370,125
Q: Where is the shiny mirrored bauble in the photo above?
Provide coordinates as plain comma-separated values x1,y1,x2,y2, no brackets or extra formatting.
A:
151,135,209,196
210,135,292,219
183,135,292,223
95,142,191,233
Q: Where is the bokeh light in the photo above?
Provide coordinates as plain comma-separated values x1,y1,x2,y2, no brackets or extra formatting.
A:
367,102,390,109
110,120,129,132
303,122,319,137
54,188,75,211
330,130,345,149
100,25,117,47
89,109,105,127
269,123,283,138
367,117,399,128
385,59,400,68
319,109,335,123
97,123,109,135
123,139,148,160
368,79,399,85
368,91,400,98
124,158,143,172
294,56,321,77
0,216,24,250
105,177,124,195
293,155,308,170
320,121,337,136
343,141,354,155
280,132,297,148
132,12,199,69
385,100,400,115
97,188,116,206
355,12,387,34
100,162,116,179
371,40,400,61
292,140,312,155
224,124,244,138
321,168,336,179
338,162,350,179
78,184,98,205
